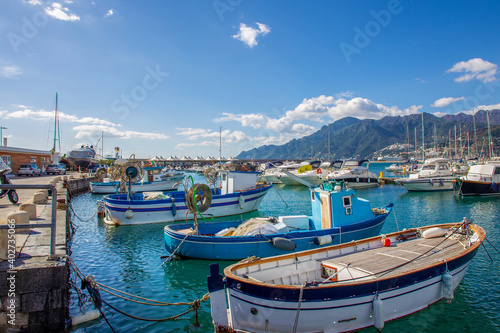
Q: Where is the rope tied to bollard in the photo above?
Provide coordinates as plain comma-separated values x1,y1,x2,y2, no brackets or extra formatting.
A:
67,257,210,326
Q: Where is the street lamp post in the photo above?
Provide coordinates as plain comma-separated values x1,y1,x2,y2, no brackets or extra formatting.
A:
0,127,7,146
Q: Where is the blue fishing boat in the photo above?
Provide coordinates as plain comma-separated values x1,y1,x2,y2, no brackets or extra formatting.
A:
163,180,393,260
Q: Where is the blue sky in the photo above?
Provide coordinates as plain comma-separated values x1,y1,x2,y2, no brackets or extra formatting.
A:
1,0,500,159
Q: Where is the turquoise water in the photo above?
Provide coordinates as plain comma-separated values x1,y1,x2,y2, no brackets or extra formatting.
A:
69,164,500,332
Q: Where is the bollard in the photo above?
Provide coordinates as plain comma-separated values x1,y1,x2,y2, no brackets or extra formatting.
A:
7,211,30,233
19,203,37,219
33,192,48,204
0,218,9,260
379,171,384,178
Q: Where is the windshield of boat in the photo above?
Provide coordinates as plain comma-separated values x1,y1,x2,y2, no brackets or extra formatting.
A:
421,164,435,171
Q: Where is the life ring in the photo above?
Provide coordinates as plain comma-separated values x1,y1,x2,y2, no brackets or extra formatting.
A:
241,165,248,171
316,168,322,174
186,184,212,213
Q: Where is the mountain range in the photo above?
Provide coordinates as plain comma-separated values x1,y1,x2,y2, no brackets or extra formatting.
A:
236,110,500,160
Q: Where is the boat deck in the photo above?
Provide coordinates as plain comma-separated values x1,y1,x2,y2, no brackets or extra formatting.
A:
321,235,467,281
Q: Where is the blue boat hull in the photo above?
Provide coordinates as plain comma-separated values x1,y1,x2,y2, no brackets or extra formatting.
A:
164,205,392,260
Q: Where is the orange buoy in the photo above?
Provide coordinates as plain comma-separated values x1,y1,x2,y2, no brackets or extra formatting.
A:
382,238,391,247
316,168,322,174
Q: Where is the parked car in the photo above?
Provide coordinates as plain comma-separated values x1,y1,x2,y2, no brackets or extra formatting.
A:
88,164,109,173
17,164,42,176
46,164,66,175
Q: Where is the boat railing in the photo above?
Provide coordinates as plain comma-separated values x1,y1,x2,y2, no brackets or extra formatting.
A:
0,184,58,260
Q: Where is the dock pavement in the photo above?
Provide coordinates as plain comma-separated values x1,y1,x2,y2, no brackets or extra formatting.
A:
0,172,78,332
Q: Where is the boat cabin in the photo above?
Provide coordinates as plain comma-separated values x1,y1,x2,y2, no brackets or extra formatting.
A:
465,164,500,182
408,158,451,179
219,170,260,195
309,182,374,230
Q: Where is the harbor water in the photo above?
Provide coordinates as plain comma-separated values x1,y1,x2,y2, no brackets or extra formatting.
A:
68,163,500,332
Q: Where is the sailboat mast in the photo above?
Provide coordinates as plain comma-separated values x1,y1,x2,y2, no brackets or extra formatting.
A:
52,92,58,152
434,123,437,154
328,123,331,161
473,111,478,158
414,128,417,160
421,113,424,160
487,110,493,158
454,125,457,159
406,123,409,160
448,128,453,160
467,132,470,158
219,126,222,164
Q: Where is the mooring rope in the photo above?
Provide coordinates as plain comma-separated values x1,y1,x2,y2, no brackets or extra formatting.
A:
160,232,190,267
68,199,99,222
67,257,210,325
292,282,306,333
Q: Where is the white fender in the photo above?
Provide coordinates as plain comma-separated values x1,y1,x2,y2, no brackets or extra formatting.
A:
373,294,384,331
238,194,245,209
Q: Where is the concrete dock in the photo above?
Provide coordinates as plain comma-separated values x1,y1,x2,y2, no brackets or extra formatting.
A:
0,173,83,332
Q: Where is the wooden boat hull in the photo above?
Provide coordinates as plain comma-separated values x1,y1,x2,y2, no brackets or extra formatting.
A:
164,205,391,260
103,185,272,225
211,222,485,332
226,258,473,332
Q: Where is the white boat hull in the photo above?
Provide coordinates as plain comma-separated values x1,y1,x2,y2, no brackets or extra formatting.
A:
91,178,183,194
277,173,323,186
208,222,485,333
226,262,470,333
103,185,272,225
400,178,455,191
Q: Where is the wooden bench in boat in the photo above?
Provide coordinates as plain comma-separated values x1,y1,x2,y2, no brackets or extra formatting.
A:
320,236,464,282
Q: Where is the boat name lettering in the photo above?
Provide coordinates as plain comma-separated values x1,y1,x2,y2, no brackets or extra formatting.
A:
338,317,356,323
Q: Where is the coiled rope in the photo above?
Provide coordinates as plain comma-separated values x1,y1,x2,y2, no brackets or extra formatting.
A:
67,257,209,325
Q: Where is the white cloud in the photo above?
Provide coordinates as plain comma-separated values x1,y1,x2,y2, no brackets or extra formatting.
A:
44,2,80,21
232,22,270,48
430,112,450,117
216,95,421,137
446,58,498,83
473,103,500,112
0,65,22,78
4,107,118,126
431,96,465,108
105,9,114,17
175,128,247,149
73,125,168,140
25,0,42,5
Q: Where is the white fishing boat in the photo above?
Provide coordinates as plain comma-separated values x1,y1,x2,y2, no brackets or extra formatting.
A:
398,158,456,191
208,218,485,333
326,159,379,189
90,166,184,194
102,169,272,225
